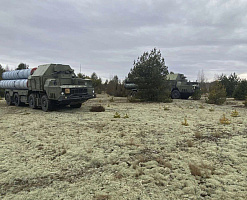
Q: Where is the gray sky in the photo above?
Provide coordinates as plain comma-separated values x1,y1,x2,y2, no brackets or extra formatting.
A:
1,0,247,81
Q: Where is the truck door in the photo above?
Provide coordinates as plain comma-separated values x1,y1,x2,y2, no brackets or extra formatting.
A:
31,77,42,91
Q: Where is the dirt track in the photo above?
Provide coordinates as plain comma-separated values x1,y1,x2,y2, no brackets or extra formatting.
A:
0,94,246,199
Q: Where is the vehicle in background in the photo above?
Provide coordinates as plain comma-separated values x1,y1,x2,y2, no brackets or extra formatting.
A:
124,73,200,99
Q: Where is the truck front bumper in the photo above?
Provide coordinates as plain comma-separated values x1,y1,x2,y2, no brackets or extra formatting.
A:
58,94,94,102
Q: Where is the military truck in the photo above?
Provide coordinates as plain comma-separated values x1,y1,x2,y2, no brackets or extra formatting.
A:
167,73,200,99
0,64,95,111
124,73,200,99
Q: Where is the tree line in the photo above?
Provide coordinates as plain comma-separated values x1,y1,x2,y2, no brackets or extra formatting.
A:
1,52,247,106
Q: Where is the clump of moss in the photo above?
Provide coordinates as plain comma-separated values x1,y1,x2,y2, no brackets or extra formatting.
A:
90,105,105,112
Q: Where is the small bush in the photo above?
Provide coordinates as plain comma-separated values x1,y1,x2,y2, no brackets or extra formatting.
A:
123,114,129,118
109,97,114,102
191,89,201,100
90,105,105,112
219,114,230,125
231,109,239,117
181,118,189,126
206,81,226,105
114,112,120,118
164,106,169,110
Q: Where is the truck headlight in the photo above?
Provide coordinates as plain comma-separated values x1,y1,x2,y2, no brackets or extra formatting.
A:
65,88,70,94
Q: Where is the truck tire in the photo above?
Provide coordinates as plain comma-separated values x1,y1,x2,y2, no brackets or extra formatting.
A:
171,90,181,99
14,93,23,106
5,93,13,106
70,103,82,108
29,94,37,109
41,95,53,112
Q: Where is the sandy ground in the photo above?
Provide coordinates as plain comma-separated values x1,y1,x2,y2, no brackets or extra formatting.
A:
0,94,246,200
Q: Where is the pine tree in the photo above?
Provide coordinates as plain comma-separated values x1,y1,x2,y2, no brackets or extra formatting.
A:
128,48,170,102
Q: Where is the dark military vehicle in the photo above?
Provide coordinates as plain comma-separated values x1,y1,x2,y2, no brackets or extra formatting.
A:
0,64,95,111
124,73,200,99
167,73,200,99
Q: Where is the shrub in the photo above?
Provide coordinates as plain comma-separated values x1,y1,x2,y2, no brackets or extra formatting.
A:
231,109,239,117
206,81,226,105
127,48,171,102
181,118,189,126
233,80,247,100
106,75,127,97
219,114,230,125
90,105,105,112
191,89,202,100
114,112,120,118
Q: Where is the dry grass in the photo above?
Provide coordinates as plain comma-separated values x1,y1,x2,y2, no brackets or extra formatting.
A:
189,163,202,177
187,140,194,147
189,162,215,178
94,194,111,200
194,131,203,139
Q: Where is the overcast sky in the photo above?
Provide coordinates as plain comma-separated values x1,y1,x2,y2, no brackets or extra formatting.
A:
1,0,247,81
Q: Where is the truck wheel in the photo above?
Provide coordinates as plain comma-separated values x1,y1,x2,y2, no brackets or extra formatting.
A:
5,93,13,106
70,103,82,108
41,95,53,112
14,93,22,106
29,94,37,109
171,90,181,99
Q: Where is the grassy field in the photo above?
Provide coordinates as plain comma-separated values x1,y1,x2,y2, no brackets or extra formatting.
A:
0,94,246,199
